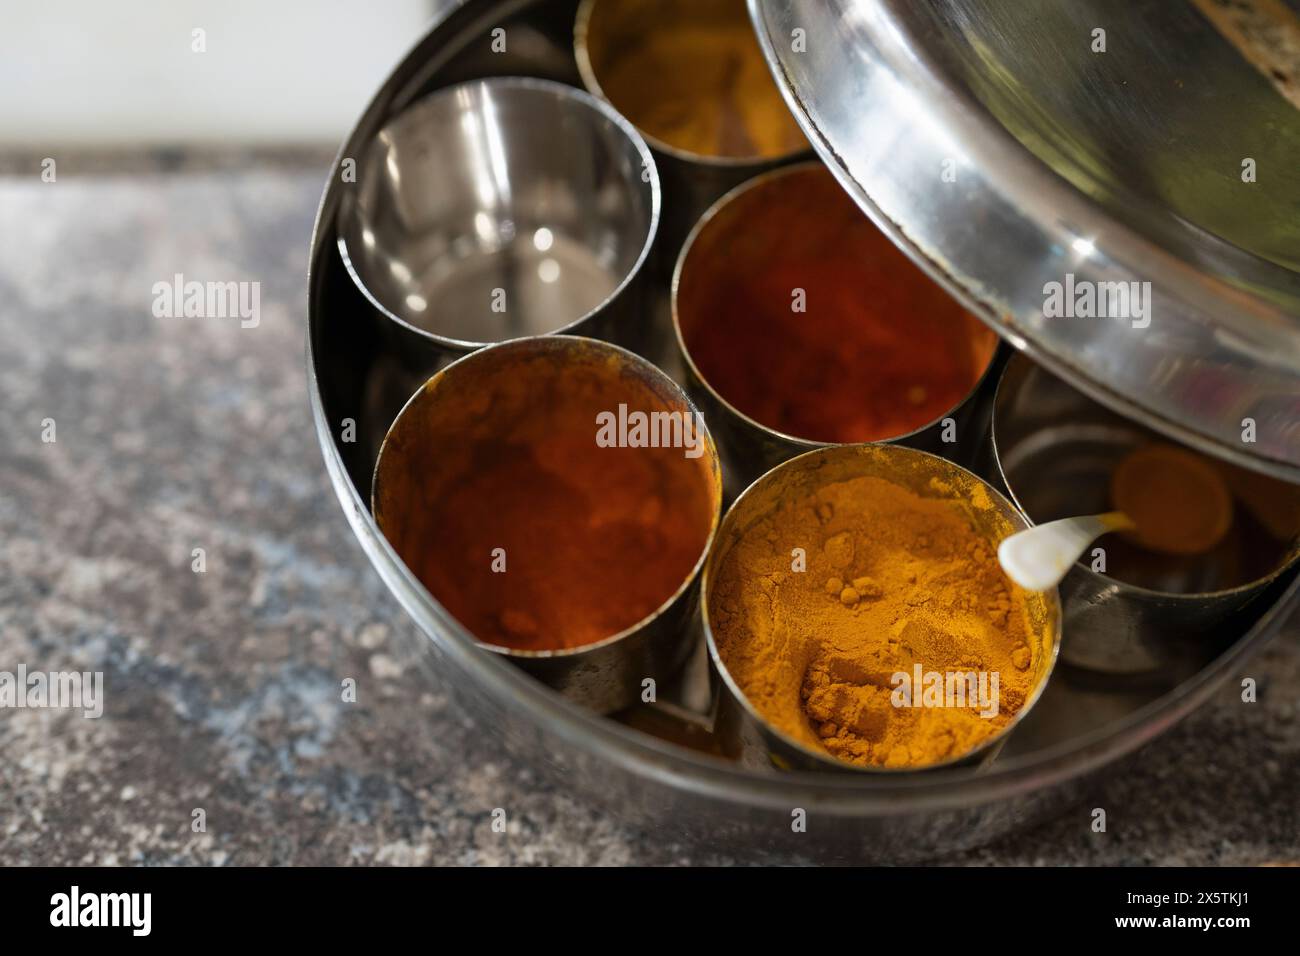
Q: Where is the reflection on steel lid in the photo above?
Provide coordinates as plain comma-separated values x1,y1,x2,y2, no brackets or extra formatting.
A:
750,0,1300,480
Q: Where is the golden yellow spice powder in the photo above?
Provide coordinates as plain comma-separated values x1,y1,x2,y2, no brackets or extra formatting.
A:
580,0,807,159
710,462,1049,769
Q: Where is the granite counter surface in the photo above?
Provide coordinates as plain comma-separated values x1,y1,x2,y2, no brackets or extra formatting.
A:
0,153,1296,865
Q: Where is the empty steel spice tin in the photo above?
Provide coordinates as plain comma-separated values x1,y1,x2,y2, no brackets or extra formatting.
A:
372,335,723,713
575,0,810,265
703,443,1061,773
990,353,1300,676
673,162,1001,495
338,76,661,365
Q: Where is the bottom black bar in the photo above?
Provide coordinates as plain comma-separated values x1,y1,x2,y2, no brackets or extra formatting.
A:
0,866,1291,940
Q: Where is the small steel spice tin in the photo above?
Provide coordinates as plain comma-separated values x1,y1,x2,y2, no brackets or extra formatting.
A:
575,0,811,273
338,75,662,368
989,353,1300,677
672,162,1002,497
372,335,723,714
702,443,1061,774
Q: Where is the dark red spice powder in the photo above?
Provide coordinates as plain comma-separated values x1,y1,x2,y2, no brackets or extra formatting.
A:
373,339,720,652
677,164,998,443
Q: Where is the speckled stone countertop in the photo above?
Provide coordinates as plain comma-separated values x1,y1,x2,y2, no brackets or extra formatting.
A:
0,151,1296,866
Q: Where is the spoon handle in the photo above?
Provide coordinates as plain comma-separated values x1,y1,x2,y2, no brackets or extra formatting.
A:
998,511,1134,592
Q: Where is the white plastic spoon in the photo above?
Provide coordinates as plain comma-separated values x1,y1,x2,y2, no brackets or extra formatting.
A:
997,511,1136,592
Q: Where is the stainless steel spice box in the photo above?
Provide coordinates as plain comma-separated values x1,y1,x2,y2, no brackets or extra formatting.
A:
306,0,1300,862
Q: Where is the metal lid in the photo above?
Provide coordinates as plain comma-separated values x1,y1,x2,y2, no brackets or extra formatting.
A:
750,0,1300,481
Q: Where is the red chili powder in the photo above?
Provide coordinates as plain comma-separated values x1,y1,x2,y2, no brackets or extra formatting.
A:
676,164,998,443
373,339,720,652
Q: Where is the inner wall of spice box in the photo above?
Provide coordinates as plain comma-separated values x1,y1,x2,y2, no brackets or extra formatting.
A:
365,0,1300,774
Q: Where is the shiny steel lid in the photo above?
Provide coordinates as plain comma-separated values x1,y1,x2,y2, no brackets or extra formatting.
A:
749,0,1300,480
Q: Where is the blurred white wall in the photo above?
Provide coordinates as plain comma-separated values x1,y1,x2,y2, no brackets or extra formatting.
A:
0,0,435,146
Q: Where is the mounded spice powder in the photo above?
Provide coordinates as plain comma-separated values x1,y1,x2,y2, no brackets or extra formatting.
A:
374,339,720,652
580,0,807,159
677,164,998,443
709,452,1049,769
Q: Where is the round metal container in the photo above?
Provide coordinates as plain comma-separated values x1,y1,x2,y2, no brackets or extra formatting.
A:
672,161,1001,495
988,352,1300,676
337,76,661,365
702,443,1061,774
371,335,722,714
307,0,1300,861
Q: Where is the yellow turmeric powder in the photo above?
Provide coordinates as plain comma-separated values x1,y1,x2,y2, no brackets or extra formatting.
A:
579,0,807,159
709,454,1053,770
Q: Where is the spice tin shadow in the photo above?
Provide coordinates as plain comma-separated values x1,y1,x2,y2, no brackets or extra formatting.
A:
673,162,1002,498
990,353,1300,676
338,76,662,370
701,443,1062,774
372,335,723,714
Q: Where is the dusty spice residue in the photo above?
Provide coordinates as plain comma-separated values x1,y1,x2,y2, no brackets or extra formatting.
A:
710,470,1047,769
